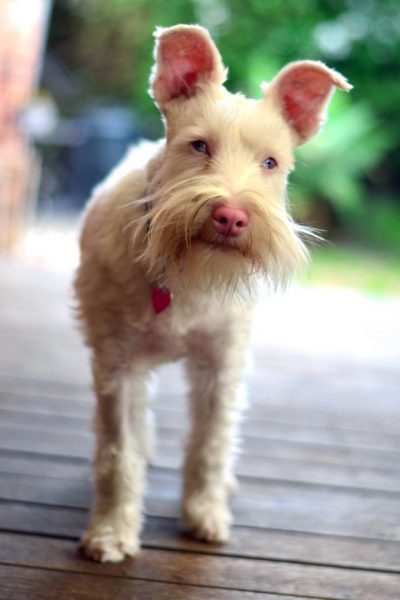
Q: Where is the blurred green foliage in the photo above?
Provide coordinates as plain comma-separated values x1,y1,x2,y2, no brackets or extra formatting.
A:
291,99,394,225
305,246,400,294
51,0,400,251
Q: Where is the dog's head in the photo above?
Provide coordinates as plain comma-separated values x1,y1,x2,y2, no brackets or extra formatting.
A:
137,25,351,297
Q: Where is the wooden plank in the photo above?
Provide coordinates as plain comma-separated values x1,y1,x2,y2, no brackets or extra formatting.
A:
0,390,93,416
2,371,400,431
3,389,400,437
1,356,399,413
0,564,286,600
1,502,400,573
1,363,400,430
1,533,400,599
1,470,400,541
156,447,400,493
2,435,400,495
158,427,400,470
0,346,90,385
1,342,400,411
7,406,400,465
157,408,400,442
0,373,92,398
0,323,80,342
2,419,400,478
0,406,90,431
0,425,93,458
0,452,91,479
3,404,400,451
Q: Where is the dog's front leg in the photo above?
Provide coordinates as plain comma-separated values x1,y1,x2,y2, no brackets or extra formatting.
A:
182,329,249,543
81,363,150,562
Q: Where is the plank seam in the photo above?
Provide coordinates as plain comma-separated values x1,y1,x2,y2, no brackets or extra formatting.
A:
1,528,399,575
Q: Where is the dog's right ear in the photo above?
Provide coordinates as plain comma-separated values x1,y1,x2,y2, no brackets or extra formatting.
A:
150,25,226,112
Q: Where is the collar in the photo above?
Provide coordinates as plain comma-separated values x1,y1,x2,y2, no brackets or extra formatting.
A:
144,200,173,314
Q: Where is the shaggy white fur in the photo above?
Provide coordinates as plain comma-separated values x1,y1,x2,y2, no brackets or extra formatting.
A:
75,24,351,562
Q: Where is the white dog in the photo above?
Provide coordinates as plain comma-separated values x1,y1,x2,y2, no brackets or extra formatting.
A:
75,24,351,562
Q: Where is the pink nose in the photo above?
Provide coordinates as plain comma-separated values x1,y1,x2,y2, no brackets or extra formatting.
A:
213,205,249,237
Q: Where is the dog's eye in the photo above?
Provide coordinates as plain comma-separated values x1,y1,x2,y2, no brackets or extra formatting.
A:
262,157,277,170
191,140,209,155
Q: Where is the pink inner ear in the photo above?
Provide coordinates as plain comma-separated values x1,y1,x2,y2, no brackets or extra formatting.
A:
280,67,332,138
160,33,215,99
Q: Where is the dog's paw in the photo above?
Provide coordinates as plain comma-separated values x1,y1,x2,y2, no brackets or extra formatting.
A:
182,495,232,543
81,511,140,562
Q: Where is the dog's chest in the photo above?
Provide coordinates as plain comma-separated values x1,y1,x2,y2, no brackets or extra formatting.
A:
129,295,239,364
137,310,193,362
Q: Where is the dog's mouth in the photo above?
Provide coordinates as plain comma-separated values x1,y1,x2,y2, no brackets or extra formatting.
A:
187,235,256,266
192,235,242,252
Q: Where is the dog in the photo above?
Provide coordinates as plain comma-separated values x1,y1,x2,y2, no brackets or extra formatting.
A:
74,24,351,562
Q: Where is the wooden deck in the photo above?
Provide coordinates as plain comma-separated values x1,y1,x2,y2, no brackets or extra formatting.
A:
1,257,400,599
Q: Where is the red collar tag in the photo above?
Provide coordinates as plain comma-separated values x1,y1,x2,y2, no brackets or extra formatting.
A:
151,287,172,314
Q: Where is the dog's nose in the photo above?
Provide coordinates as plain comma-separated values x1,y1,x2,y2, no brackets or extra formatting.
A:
212,205,249,237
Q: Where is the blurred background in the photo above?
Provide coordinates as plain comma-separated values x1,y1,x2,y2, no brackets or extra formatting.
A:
0,0,399,293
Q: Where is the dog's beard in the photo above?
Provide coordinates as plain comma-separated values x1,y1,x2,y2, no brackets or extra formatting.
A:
131,182,310,299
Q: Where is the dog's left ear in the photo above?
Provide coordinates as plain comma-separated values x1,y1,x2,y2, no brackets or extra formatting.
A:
150,25,226,112
264,61,352,145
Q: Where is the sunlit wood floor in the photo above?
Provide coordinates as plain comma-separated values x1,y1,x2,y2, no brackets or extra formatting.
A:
1,257,400,599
